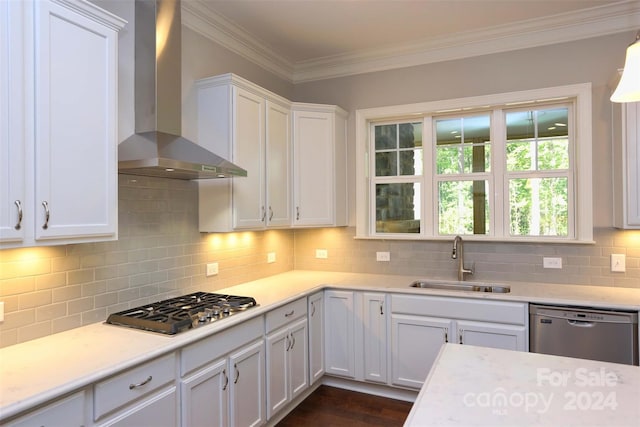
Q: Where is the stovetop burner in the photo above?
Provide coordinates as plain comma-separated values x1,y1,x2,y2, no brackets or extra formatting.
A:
106,292,258,335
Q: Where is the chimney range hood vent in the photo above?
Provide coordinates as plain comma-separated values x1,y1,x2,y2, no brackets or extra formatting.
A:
118,0,246,180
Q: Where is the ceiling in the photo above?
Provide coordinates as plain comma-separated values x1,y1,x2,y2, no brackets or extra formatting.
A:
183,0,640,82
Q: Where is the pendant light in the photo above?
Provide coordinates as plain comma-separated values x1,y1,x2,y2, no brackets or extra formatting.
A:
611,31,640,103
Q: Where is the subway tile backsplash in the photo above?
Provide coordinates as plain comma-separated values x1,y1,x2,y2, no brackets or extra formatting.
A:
0,175,294,347
0,175,638,347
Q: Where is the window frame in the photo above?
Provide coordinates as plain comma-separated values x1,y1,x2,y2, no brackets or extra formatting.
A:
355,83,593,243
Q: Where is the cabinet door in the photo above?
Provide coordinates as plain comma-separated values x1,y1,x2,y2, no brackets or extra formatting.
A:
614,101,640,228
229,340,265,427
390,314,452,389
324,290,355,378
266,327,289,419
457,320,527,351
308,292,325,384
98,387,177,427
5,391,86,427
265,100,291,227
289,317,309,400
363,292,387,383
181,358,229,427
0,0,26,244
33,0,117,241
292,110,335,226
233,87,265,229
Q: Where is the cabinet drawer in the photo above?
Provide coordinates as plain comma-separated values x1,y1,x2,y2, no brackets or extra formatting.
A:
5,391,86,427
94,352,176,420
391,294,526,325
265,298,307,334
181,315,263,376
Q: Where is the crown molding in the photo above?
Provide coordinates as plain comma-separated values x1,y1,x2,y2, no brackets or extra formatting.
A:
182,0,640,84
181,0,294,82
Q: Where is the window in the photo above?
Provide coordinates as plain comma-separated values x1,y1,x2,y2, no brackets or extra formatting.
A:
355,84,592,243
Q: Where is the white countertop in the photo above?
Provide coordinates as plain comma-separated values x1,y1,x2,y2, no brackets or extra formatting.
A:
1,270,640,421
404,344,640,426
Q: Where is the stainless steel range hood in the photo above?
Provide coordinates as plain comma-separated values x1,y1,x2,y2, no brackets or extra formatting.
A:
118,0,246,179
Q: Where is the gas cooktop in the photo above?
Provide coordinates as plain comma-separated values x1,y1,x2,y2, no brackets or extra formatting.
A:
106,292,258,335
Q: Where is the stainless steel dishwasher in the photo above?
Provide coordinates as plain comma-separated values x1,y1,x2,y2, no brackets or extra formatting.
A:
529,304,639,365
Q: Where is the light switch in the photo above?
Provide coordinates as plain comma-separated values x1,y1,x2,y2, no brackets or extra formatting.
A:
611,254,626,272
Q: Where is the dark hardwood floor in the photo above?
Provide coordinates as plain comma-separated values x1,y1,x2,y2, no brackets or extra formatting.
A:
276,386,413,427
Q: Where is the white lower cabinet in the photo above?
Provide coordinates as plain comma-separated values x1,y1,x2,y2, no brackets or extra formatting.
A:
390,294,527,390
362,292,388,384
324,290,356,378
308,291,325,384
391,314,454,389
324,290,388,384
4,390,87,427
265,298,308,419
94,353,178,427
180,316,266,427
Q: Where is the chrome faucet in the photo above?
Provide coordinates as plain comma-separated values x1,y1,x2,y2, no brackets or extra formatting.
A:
452,235,474,281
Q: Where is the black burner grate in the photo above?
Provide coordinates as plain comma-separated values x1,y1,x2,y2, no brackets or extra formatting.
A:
106,292,258,334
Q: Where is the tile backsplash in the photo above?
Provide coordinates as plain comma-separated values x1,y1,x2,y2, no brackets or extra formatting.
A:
1,175,639,348
0,175,293,347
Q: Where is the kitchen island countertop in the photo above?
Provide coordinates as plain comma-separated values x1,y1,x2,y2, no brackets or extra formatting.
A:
404,343,640,426
1,270,640,421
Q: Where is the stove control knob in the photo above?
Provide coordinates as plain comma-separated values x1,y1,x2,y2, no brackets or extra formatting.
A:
222,307,230,316
197,312,208,322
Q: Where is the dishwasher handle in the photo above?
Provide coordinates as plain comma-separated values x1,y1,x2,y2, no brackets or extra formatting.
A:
566,319,595,327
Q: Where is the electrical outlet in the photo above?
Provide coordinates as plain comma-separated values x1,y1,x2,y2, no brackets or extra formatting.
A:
376,251,391,262
0,301,4,323
206,262,219,276
315,249,328,259
267,252,276,263
611,254,626,272
543,257,562,269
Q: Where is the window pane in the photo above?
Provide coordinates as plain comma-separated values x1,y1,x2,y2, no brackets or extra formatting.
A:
400,150,423,175
375,122,422,177
436,146,459,174
436,115,491,174
438,180,489,235
509,177,568,236
399,123,422,149
506,107,569,172
375,152,397,176
375,124,396,150
376,183,421,233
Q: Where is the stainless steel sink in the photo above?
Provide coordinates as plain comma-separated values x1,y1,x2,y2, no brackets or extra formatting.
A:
409,281,510,293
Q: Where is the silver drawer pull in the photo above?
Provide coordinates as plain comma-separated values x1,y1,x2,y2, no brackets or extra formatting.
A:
234,363,239,384
222,369,228,390
41,201,50,230
269,206,273,221
129,375,152,390
14,200,22,230
296,206,300,220
284,310,295,317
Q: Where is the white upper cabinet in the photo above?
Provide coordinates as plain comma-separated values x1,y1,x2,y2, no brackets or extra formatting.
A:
0,0,123,248
0,0,26,244
612,101,640,228
292,103,348,227
197,74,291,232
